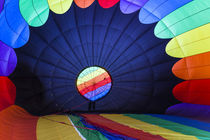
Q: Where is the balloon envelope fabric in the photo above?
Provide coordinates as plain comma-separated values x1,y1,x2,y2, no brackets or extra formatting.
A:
0,0,29,48
173,79,210,105
74,0,95,8
139,0,193,24
0,77,16,111
98,0,119,8
0,41,17,76
154,0,210,39
0,0,4,13
47,0,73,14
166,103,210,123
76,66,112,101
19,0,50,27
120,0,148,14
2,105,210,140
10,2,179,115
172,51,210,80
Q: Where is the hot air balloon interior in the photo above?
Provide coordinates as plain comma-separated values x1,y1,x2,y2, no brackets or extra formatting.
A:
0,0,210,139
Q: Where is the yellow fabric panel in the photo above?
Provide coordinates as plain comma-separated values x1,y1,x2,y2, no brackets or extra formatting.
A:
48,0,73,14
37,115,82,140
166,23,210,58
77,68,106,85
101,114,198,140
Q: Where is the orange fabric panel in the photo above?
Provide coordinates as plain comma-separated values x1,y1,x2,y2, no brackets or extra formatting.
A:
0,105,38,140
77,72,109,91
173,79,210,105
74,0,95,8
173,52,210,80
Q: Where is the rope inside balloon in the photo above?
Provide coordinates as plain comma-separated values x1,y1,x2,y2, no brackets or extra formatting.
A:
43,100,97,131
42,115,95,131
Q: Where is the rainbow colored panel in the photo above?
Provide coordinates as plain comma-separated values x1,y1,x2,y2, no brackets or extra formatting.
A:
76,66,112,101
2,106,210,139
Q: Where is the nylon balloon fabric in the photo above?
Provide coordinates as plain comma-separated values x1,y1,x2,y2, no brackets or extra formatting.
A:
0,41,17,76
10,2,179,115
0,77,16,111
0,0,4,13
48,0,73,14
139,0,193,24
19,0,50,27
0,0,29,48
76,66,112,101
120,0,148,14
74,0,95,8
98,0,119,8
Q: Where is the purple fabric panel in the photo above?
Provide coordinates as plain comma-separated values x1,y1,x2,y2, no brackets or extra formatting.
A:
166,103,210,123
0,0,4,13
120,0,148,14
0,41,17,76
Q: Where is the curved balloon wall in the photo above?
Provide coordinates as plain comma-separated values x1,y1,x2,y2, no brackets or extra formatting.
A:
0,0,209,118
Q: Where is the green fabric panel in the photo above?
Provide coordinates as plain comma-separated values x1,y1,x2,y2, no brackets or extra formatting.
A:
19,0,49,27
125,114,210,140
154,0,210,39
68,115,108,140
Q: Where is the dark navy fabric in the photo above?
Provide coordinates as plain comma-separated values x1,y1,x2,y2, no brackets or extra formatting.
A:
10,2,180,115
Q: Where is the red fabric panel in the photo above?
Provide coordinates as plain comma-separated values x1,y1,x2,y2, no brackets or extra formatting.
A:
81,114,165,140
79,77,111,95
0,77,16,111
98,0,120,8
0,105,38,140
173,79,210,105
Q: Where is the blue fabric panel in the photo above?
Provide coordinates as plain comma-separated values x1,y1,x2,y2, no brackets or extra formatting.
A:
0,0,29,48
139,0,192,24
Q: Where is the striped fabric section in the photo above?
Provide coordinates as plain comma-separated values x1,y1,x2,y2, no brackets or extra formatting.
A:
77,68,106,85
77,66,112,101
79,77,111,95
77,72,110,91
125,114,210,140
37,115,82,140
83,83,111,99
150,114,210,132
88,88,110,101
81,114,165,140
68,115,108,140
101,114,198,140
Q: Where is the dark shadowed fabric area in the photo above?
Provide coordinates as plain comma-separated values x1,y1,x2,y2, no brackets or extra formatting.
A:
10,2,180,115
